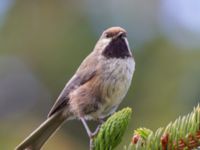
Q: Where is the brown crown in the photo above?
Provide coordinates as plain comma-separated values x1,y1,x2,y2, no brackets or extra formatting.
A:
103,27,127,37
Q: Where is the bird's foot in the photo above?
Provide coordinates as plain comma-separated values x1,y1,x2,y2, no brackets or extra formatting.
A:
89,125,101,139
90,138,94,150
89,126,101,150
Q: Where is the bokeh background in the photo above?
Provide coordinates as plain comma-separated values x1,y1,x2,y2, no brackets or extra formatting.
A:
0,0,200,149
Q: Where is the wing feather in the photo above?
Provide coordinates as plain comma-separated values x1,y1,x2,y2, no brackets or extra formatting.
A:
48,53,98,117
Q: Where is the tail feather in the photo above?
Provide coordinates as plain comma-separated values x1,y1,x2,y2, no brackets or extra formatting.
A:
15,112,66,150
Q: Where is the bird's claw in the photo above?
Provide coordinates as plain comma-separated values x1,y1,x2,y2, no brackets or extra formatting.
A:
89,125,101,139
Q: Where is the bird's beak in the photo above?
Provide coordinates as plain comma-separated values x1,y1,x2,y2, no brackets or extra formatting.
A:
114,32,126,39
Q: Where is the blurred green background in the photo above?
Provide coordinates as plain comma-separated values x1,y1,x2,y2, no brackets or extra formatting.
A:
0,0,200,149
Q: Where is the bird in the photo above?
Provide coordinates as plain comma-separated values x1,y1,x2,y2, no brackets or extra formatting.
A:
15,26,135,150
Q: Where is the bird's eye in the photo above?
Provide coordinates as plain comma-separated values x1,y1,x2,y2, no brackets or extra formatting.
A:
105,33,111,38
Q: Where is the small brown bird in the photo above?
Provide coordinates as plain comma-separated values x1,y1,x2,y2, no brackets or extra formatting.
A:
16,26,135,150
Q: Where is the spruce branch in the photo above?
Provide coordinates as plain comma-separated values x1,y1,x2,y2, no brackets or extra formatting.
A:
125,104,200,150
93,107,132,150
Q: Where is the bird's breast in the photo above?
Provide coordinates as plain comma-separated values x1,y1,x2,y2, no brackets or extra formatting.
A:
99,57,135,116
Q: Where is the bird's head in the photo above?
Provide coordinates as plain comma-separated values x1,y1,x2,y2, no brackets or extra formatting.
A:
94,27,132,59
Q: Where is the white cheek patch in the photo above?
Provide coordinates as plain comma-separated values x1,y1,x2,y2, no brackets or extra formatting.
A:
100,38,111,49
101,38,111,44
